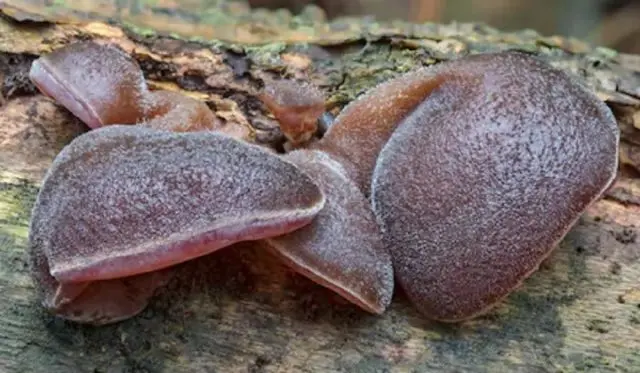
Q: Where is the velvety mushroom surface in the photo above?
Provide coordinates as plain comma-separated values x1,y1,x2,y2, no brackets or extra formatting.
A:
257,81,395,315
28,41,396,323
28,125,325,324
29,41,241,135
26,40,620,325
29,42,149,128
312,71,448,195
264,149,394,314
370,51,619,321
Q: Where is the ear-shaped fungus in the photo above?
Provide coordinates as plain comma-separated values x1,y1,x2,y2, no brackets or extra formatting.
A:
264,149,394,313
370,51,619,321
29,42,149,128
28,125,325,324
141,90,221,132
258,82,394,314
259,80,326,146
314,71,447,195
29,42,235,135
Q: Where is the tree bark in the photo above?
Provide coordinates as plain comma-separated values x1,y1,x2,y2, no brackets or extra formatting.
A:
0,2,639,372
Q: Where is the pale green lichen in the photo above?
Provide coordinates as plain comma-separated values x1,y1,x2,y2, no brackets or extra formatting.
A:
0,174,38,294
0,175,37,224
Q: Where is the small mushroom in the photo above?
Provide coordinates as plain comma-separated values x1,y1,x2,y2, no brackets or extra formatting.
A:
259,79,326,146
370,51,619,321
29,41,245,137
29,42,149,128
140,90,219,132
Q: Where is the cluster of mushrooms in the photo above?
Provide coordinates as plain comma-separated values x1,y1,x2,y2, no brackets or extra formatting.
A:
27,41,619,325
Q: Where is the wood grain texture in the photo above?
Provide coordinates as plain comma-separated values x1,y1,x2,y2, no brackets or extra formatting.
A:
0,5,639,373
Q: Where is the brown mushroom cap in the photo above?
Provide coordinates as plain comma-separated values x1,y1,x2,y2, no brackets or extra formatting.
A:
141,90,247,136
29,42,149,128
30,42,242,136
259,80,326,145
370,51,619,322
28,125,325,323
315,71,447,195
264,149,394,314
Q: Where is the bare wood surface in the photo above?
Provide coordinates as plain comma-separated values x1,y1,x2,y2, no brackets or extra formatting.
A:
0,4,639,373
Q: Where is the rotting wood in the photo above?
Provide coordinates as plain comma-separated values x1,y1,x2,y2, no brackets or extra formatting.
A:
0,3,639,373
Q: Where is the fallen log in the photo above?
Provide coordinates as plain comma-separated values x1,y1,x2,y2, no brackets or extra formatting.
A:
0,2,639,372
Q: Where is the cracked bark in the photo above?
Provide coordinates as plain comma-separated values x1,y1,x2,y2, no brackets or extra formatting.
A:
0,3,639,373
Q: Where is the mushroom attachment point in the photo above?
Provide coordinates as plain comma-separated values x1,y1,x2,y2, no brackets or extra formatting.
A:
259,79,326,146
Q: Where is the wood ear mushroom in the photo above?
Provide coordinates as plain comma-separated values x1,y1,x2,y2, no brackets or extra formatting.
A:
29,42,245,137
366,52,619,321
27,43,326,324
261,52,618,322
259,80,326,146
28,125,325,324
27,41,619,325
261,148,394,314
258,81,395,314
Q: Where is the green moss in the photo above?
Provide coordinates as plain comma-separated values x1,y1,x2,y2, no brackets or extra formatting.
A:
121,21,158,38
199,8,236,26
0,176,38,285
594,46,618,59
0,177,38,231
